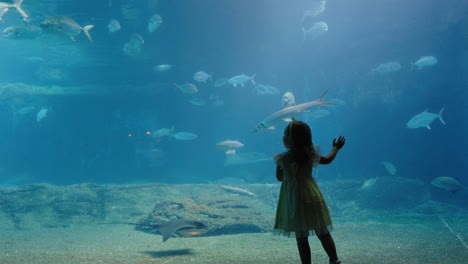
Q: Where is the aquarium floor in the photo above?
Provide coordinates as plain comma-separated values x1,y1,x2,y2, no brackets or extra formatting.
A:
0,214,466,264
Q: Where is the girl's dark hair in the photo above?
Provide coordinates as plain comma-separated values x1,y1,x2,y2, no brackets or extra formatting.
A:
284,121,315,164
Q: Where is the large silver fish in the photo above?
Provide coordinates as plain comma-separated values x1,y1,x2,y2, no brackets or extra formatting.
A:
406,108,445,130
40,16,94,43
253,89,332,133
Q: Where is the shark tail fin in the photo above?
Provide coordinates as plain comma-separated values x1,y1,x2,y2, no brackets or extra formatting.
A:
83,25,94,43
13,0,28,21
318,88,333,106
438,107,446,125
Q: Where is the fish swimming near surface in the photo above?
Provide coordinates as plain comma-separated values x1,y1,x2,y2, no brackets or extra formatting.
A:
174,83,198,94
219,185,255,197
40,16,94,43
148,14,162,33
406,108,445,130
122,33,144,57
3,23,41,39
0,0,28,22
253,89,332,133
382,161,397,175
151,127,174,138
171,132,198,140
36,108,47,122
301,0,327,24
302,21,328,41
188,97,206,106
214,78,229,88
107,19,121,33
431,177,464,193
228,74,256,87
216,139,244,155
153,64,172,72
132,219,210,242
193,71,212,83
253,84,280,96
412,56,438,70
281,92,295,109
372,61,401,75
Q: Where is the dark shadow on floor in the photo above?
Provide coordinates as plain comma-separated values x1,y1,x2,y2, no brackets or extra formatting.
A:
142,248,194,258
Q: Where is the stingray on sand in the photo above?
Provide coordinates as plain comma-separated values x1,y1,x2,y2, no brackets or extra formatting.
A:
133,219,210,242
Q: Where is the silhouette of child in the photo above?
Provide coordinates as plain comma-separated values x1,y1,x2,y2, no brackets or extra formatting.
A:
273,121,345,264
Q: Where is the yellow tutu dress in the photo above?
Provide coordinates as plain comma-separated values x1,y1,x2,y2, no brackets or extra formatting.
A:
273,147,333,238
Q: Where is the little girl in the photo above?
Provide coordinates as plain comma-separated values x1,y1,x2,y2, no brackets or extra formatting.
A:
274,121,345,264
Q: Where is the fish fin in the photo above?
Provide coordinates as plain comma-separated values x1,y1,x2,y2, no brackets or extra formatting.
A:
318,89,333,106
83,25,94,43
13,0,28,21
438,107,446,124
70,36,76,42
426,125,431,130
251,74,256,85
267,126,276,130
283,118,292,122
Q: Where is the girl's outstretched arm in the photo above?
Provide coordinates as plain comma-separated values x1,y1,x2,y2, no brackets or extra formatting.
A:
319,136,346,164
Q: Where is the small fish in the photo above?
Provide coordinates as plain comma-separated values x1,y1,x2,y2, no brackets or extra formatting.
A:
213,78,229,88
413,56,438,70
152,127,174,138
372,61,401,75
302,21,328,41
107,19,121,33
358,177,378,191
228,74,256,87
254,89,332,133
153,64,172,72
219,185,255,197
188,97,206,106
281,92,295,109
174,83,198,94
381,161,397,175
406,108,445,130
216,140,244,155
40,16,94,43
0,0,28,22
301,0,327,23
122,33,144,57
172,132,198,140
3,24,41,39
24,57,45,63
36,108,48,122
193,71,212,83
148,14,162,33
15,106,35,115
431,177,464,193
253,84,280,96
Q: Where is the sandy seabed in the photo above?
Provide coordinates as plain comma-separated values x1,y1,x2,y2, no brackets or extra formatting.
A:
0,214,466,264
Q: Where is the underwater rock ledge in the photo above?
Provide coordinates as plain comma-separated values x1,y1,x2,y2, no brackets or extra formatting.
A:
0,179,462,233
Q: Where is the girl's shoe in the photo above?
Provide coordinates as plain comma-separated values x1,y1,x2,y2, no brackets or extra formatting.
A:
329,260,341,264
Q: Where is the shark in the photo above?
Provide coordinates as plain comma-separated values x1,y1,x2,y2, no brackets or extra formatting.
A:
253,89,333,133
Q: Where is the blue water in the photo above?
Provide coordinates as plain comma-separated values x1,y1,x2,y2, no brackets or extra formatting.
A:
0,1,466,205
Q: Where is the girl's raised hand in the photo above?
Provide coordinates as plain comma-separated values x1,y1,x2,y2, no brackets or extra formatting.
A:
332,136,346,149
